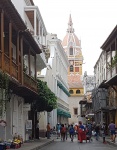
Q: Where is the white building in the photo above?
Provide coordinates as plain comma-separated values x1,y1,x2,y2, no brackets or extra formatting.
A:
38,33,70,129
94,51,106,87
1,0,48,141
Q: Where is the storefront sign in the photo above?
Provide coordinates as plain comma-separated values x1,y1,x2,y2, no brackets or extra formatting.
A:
23,104,31,111
26,120,32,130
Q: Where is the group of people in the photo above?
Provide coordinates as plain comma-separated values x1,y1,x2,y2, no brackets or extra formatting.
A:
45,120,116,143
56,121,93,142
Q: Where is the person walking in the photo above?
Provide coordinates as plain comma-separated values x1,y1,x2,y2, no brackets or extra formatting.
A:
46,123,51,139
108,120,116,142
36,120,40,139
86,123,92,142
95,124,100,141
60,124,66,141
56,123,61,139
77,121,86,143
101,122,106,143
69,124,75,142
64,123,68,140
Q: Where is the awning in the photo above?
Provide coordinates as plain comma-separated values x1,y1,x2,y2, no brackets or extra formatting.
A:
105,74,117,86
57,108,71,118
98,80,109,88
57,81,70,97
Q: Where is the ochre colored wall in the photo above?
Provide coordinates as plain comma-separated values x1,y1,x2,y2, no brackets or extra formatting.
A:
69,88,84,96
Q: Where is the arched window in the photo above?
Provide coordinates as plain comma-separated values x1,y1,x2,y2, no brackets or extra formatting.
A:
76,90,80,94
69,47,73,55
70,65,74,72
69,90,74,94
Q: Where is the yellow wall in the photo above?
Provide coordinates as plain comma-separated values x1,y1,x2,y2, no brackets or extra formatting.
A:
69,88,84,96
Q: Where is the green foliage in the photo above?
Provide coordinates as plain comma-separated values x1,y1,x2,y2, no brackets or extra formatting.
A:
0,71,9,116
112,55,117,67
34,79,57,112
107,55,117,69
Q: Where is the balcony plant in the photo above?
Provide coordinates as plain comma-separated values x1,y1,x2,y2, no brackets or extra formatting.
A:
107,55,117,69
0,71,10,117
32,79,57,112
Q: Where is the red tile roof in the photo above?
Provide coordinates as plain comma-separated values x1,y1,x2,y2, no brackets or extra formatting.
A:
68,74,83,88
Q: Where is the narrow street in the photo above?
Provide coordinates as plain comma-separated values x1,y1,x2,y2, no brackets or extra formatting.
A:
39,137,116,150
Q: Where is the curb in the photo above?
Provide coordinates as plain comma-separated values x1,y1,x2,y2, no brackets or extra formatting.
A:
106,140,117,147
30,139,54,150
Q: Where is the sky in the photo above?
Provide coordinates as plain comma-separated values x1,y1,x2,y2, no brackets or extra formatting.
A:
34,0,117,75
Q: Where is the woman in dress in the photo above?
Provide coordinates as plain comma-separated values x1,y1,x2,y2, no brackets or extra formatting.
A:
77,121,86,143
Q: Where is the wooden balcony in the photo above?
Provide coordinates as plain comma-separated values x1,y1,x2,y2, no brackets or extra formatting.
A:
0,51,37,93
23,72,37,92
4,54,10,73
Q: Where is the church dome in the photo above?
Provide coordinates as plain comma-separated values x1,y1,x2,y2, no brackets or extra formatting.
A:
62,14,81,48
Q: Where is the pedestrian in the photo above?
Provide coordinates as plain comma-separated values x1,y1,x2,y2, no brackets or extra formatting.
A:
95,124,100,141
77,121,86,143
60,124,66,141
108,120,116,142
36,120,40,139
69,124,75,142
56,123,61,139
86,123,92,142
46,123,51,139
74,124,78,137
64,123,68,140
101,122,106,143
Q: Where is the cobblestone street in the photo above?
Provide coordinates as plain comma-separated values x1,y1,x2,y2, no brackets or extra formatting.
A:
39,137,117,150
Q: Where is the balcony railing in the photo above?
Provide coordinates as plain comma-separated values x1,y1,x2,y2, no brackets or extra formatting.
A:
23,72,37,92
4,54,10,73
12,61,18,79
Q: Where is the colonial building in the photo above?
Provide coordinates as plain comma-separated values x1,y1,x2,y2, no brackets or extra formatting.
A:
62,14,84,124
38,33,70,128
93,25,117,127
79,72,95,123
0,0,48,141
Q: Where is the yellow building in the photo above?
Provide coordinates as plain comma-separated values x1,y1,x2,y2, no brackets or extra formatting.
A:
62,14,84,124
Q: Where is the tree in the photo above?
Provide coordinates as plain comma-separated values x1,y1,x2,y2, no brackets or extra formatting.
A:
34,79,57,112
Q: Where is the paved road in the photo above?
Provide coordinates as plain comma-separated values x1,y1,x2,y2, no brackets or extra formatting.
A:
39,137,117,150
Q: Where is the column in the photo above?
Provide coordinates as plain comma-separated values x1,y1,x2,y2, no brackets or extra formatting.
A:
1,10,4,70
34,55,36,79
28,49,31,76
9,22,12,75
17,32,20,81
34,9,36,36
20,36,23,85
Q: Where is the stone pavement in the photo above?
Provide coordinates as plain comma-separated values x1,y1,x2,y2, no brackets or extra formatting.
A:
9,135,117,150
98,135,117,146
10,138,54,150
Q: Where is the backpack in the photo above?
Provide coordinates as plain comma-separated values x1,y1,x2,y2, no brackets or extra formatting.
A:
61,127,66,133
70,127,74,134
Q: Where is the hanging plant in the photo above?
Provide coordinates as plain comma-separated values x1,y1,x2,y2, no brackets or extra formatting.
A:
33,79,57,112
0,71,10,117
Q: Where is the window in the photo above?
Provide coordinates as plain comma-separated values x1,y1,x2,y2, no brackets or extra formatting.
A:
70,65,74,72
74,108,78,115
69,90,73,94
69,47,73,55
76,90,80,94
